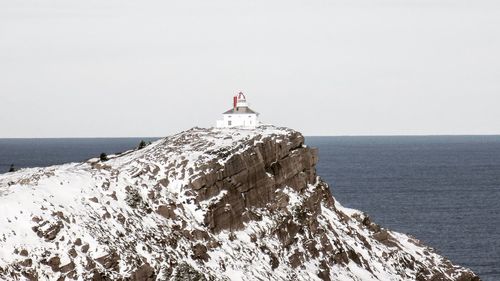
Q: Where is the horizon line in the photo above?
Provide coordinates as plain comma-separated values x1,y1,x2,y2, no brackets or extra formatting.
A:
2,133,500,139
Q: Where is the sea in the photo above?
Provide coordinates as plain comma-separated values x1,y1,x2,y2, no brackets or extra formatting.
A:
1,136,499,280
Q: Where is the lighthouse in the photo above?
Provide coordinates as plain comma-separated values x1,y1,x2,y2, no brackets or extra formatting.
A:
216,92,260,128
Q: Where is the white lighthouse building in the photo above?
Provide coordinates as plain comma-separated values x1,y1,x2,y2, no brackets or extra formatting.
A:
216,92,260,128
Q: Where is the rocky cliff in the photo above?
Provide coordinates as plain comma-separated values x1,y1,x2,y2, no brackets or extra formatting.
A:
0,126,479,281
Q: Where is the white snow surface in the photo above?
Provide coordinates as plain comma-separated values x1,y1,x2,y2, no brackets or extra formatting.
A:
0,126,475,280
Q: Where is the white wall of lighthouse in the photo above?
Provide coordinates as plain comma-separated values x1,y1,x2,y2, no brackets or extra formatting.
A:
216,92,259,128
218,114,258,128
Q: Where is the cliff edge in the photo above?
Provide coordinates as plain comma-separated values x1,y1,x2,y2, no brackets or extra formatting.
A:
0,126,479,280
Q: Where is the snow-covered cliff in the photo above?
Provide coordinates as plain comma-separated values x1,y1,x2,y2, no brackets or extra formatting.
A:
0,126,479,280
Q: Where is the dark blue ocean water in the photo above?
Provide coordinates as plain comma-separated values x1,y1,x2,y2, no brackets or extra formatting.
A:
1,136,499,280
0,138,158,173
307,136,500,281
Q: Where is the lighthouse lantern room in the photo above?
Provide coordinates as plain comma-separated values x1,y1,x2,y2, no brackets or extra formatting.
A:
216,92,260,128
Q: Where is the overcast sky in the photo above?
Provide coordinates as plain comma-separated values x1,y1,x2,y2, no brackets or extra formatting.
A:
1,0,499,137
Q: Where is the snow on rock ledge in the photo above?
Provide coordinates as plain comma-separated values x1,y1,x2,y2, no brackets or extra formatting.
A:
0,126,479,281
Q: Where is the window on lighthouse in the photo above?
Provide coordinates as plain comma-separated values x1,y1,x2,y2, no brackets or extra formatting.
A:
228,121,232,126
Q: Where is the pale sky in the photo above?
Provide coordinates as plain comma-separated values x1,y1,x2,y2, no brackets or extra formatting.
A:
1,0,499,137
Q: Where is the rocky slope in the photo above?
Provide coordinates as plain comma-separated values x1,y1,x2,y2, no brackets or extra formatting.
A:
0,126,480,281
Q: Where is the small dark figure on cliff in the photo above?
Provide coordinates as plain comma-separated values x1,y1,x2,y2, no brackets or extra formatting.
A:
8,164,16,172
138,140,147,150
100,153,108,162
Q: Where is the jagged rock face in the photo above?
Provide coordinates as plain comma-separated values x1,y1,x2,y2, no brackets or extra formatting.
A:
193,129,319,232
0,126,480,281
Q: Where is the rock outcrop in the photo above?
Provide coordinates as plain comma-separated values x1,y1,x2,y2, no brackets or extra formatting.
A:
0,126,480,280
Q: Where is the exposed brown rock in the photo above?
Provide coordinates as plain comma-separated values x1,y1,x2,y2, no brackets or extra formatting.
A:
68,248,77,258
32,221,64,241
373,229,400,248
289,251,303,268
201,135,317,233
157,204,176,220
129,263,156,281
318,260,331,281
81,244,90,253
191,229,210,241
60,261,75,273
95,251,120,271
171,263,207,281
19,258,33,267
47,256,61,272
456,272,481,281
21,269,38,281
52,211,70,223
191,243,210,262
333,251,349,264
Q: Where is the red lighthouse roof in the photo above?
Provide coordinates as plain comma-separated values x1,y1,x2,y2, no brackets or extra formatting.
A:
223,92,259,115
